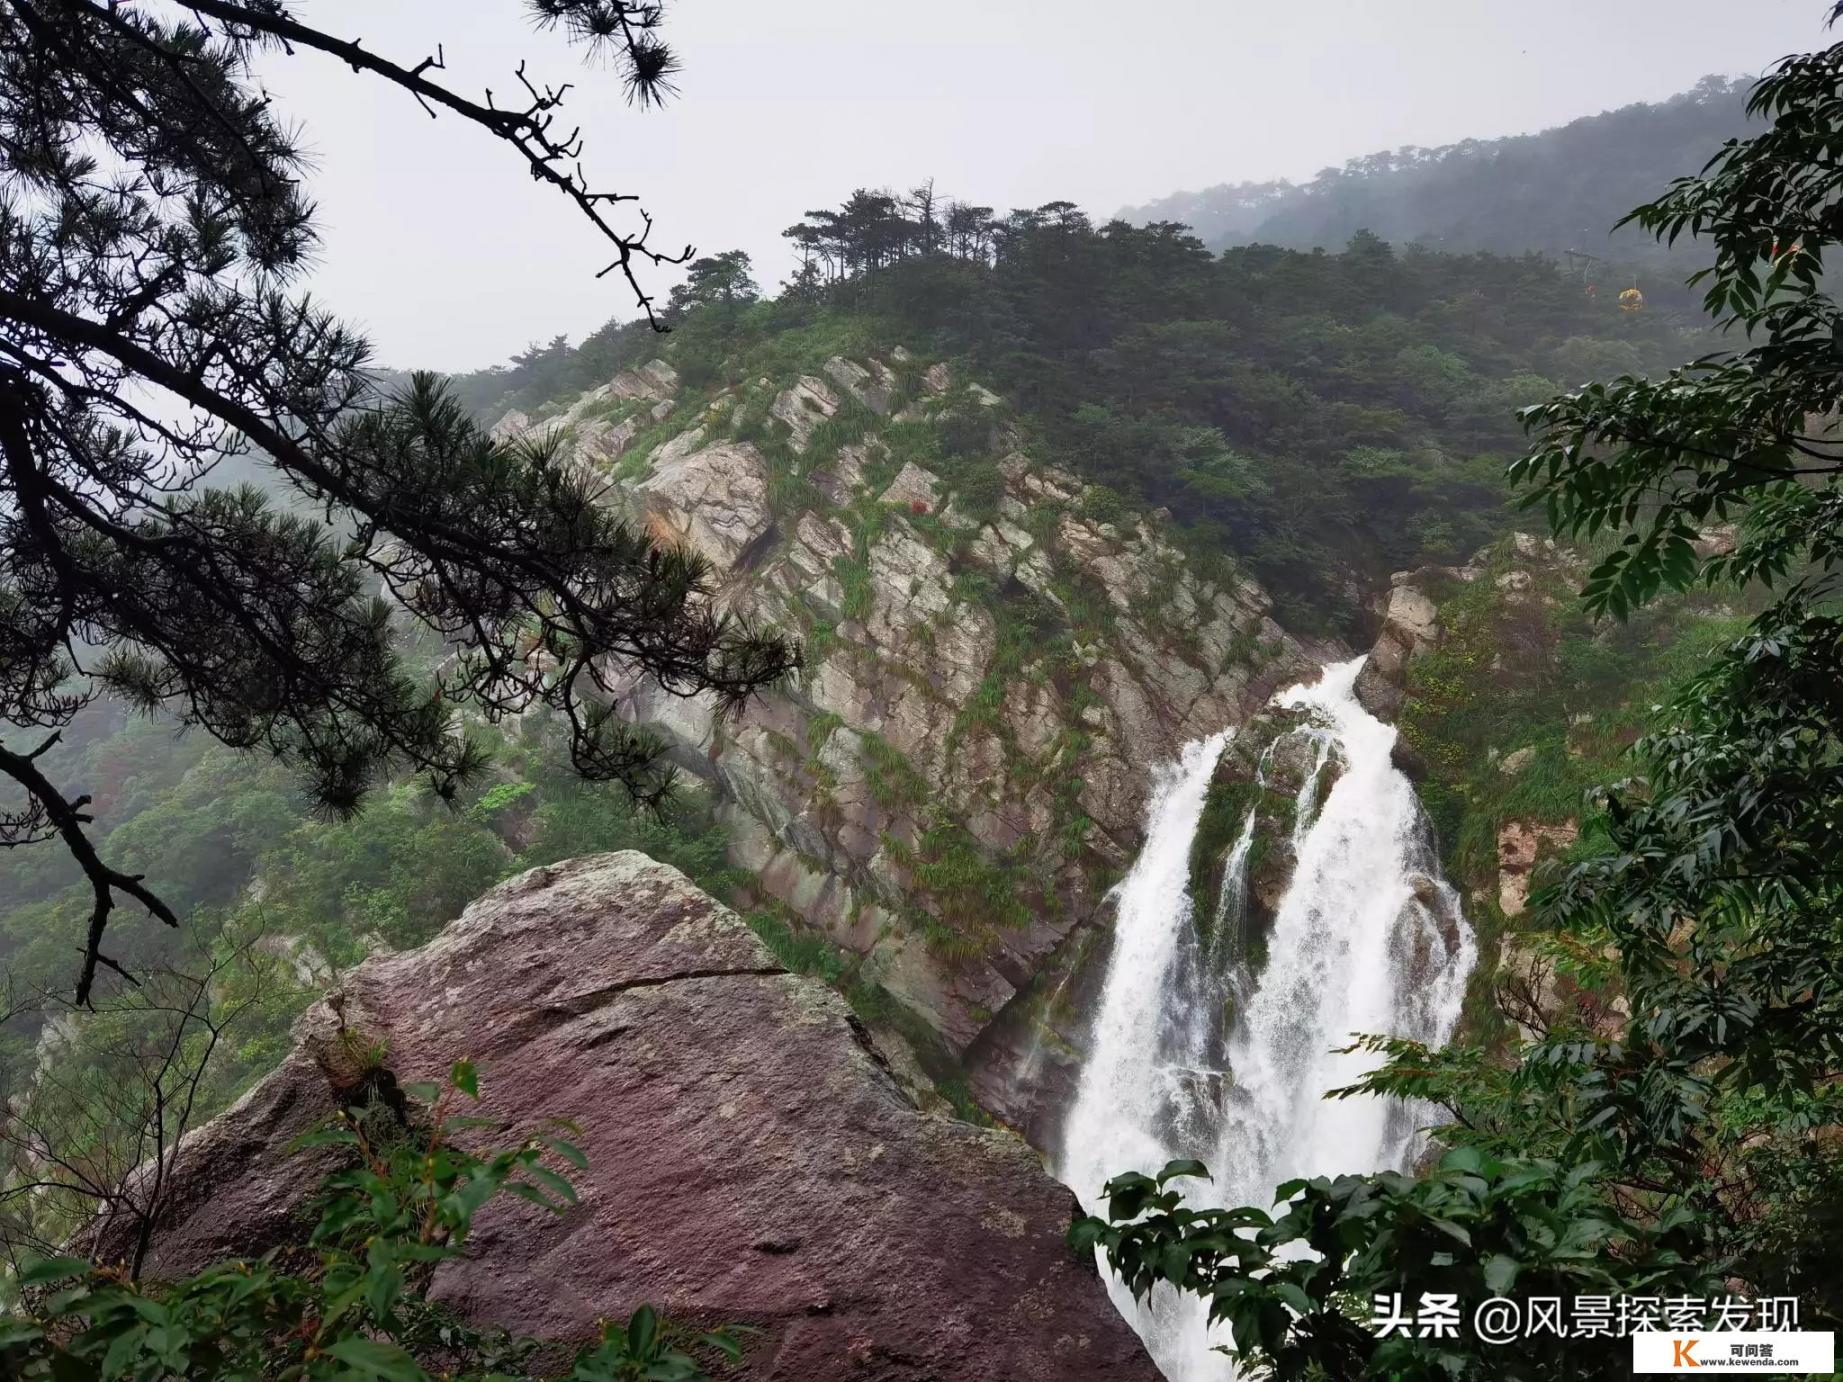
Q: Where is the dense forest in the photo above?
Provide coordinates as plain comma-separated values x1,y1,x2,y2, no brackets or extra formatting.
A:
7,218,1656,994
1123,76,1754,278
6,3,1843,1377
450,202,1702,631
0,193,1698,1275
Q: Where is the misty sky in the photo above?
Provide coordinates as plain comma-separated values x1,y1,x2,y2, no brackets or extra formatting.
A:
256,0,1831,374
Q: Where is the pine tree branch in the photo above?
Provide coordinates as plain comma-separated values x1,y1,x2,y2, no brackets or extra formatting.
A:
0,734,177,1007
0,285,793,702
171,0,693,325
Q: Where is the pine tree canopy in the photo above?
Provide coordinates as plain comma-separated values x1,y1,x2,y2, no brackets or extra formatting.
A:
0,0,798,1003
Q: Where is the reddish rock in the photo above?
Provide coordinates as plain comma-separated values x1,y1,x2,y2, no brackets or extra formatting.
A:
1496,819,1580,917
94,853,1154,1382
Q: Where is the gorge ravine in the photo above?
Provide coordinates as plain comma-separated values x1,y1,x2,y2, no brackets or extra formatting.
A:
490,355,1480,1376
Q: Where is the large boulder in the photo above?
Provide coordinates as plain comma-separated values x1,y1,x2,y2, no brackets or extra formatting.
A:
769,375,840,451
1355,571,1447,719
92,854,1154,1382
823,355,895,415
610,358,680,403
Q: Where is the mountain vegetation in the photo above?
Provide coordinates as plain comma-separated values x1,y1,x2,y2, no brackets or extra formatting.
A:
1082,20,1843,1377
0,639,744,1273
1122,76,1755,278
0,0,773,1366
0,0,792,1007
6,0,1843,1376
457,202,1704,635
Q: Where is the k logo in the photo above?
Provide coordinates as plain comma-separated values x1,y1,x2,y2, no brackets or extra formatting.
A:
1672,1338,1700,1367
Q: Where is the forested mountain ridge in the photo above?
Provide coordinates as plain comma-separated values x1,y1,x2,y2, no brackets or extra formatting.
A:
0,218,1689,1173
445,209,1706,636
12,2,1843,1377
386,219,1707,1125
1121,76,1753,274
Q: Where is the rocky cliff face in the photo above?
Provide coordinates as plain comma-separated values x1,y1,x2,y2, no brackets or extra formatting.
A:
95,853,1157,1382
1350,531,1737,1046
494,350,1319,1104
1351,532,1588,908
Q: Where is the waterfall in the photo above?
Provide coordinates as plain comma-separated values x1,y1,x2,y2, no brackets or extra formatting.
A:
1056,657,1477,1381
1207,807,1257,964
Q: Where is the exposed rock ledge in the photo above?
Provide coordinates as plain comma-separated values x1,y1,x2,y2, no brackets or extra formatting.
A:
93,853,1155,1382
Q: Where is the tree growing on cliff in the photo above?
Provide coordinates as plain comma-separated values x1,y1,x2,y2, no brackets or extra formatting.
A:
1078,5,1843,1375
0,931,280,1281
0,0,797,1004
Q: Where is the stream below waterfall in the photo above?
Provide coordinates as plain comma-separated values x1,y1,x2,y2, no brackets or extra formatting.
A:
1055,656,1477,1381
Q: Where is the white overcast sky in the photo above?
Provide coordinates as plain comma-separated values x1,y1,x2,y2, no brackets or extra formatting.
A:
255,0,1831,373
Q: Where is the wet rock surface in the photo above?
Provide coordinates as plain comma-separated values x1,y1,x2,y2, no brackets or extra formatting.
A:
506,350,1320,1073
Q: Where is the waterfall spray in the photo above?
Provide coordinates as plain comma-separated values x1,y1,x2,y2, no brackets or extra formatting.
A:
1057,658,1476,1381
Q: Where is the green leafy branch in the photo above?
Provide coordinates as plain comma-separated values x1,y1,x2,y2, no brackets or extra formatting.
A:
0,1063,746,1381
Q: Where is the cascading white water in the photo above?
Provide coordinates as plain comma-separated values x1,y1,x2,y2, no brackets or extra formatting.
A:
1057,730,1235,1377
1057,657,1477,1381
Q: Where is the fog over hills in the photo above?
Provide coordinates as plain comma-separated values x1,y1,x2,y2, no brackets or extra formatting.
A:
1121,76,1754,277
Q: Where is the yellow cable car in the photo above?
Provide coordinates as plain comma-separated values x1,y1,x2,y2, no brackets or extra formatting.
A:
1619,286,1645,313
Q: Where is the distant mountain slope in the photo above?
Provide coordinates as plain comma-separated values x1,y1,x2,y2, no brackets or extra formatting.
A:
1123,76,1754,272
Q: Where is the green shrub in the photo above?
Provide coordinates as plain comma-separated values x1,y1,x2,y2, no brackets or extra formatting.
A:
0,1066,742,1381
